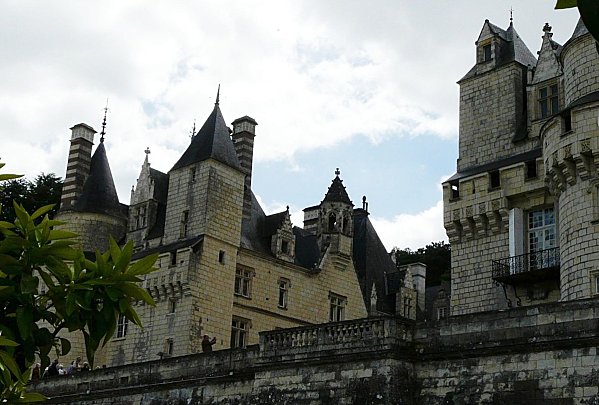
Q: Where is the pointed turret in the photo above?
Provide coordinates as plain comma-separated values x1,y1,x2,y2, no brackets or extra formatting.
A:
322,168,352,205
72,139,123,218
170,89,241,172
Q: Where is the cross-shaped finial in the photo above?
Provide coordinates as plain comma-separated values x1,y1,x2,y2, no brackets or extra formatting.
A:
509,7,513,22
145,147,151,155
335,168,340,176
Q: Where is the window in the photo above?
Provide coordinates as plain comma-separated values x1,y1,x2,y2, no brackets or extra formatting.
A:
328,213,337,231
278,279,289,309
563,111,572,132
116,315,128,338
218,250,226,264
281,240,289,254
489,170,500,189
329,293,346,322
525,160,538,180
437,307,448,320
165,338,174,356
450,182,460,200
528,208,557,269
592,272,599,295
231,318,249,348
234,267,252,298
403,296,412,318
539,84,559,119
190,167,196,182
168,299,177,314
483,44,492,62
170,251,177,267
180,210,189,238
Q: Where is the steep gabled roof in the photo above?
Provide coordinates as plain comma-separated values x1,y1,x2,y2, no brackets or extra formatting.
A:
506,23,538,68
73,141,124,218
322,174,352,205
170,102,241,172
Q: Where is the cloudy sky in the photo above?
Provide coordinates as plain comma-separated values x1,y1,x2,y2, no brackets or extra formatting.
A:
0,1,580,250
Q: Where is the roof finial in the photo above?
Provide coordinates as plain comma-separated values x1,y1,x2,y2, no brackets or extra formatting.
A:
189,119,196,141
144,147,151,165
335,168,340,177
100,98,109,143
215,84,220,106
509,7,513,24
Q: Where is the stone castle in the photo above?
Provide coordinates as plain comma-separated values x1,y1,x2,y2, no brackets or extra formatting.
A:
35,17,599,404
55,90,423,366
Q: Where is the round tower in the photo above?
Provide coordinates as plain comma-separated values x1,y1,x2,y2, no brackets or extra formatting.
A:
543,19,599,300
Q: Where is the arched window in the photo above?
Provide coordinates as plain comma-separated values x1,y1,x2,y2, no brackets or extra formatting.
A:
328,213,337,231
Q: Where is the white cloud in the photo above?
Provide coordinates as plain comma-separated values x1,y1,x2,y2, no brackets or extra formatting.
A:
370,200,447,251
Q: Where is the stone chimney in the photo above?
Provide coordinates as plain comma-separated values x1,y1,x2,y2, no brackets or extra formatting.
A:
60,123,96,210
407,263,427,315
231,116,257,219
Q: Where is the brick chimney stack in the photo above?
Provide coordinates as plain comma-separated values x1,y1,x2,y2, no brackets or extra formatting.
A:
60,123,96,210
231,116,257,219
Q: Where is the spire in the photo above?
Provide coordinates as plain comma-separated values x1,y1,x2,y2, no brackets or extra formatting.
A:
322,168,352,205
144,147,151,165
72,142,123,217
100,99,108,143
170,89,241,172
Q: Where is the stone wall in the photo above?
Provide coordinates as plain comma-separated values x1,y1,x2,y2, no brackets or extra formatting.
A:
32,298,599,404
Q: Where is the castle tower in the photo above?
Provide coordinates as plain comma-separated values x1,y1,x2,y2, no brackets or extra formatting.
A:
163,89,245,351
231,116,258,220
60,123,96,210
317,169,354,265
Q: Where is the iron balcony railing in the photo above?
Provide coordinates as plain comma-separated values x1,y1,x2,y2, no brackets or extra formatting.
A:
492,247,560,281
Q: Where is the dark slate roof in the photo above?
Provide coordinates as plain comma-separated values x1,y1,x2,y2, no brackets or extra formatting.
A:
170,104,241,172
145,203,166,240
563,90,599,113
352,208,396,314
149,168,169,204
131,235,203,261
460,21,537,82
293,226,320,270
264,211,287,237
445,148,542,183
506,23,538,68
322,176,352,205
569,18,589,43
240,190,271,254
73,141,124,218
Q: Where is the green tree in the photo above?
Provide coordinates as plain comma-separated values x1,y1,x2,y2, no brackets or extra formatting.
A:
392,241,451,286
0,173,63,224
0,163,157,403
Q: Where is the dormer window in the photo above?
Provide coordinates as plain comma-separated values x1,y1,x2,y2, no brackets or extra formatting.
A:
483,44,492,62
281,240,289,254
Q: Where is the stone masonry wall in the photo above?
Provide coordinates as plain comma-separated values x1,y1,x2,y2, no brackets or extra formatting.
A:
32,299,599,404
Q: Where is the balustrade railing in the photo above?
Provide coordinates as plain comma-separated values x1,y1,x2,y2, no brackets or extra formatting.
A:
260,317,405,352
492,247,560,280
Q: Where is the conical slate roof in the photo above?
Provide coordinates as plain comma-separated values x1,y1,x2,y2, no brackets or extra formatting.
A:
569,17,589,42
171,103,241,172
73,141,123,217
322,173,352,205
505,23,538,68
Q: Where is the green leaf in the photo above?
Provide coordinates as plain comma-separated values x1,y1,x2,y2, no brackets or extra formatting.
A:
0,350,22,379
0,221,15,229
0,337,18,347
0,174,22,182
66,293,77,316
114,241,133,273
109,237,121,264
16,308,33,340
127,253,159,276
60,338,71,356
19,275,39,294
119,282,155,305
30,204,55,220
17,392,47,402
47,229,78,240
555,0,577,8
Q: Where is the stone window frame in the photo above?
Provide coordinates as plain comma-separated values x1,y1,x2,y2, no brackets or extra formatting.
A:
478,38,493,64
231,317,250,348
278,278,290,309
488,170,501,190
234,266,253,299
537,80,559,120
329,292,347,322
167,298,177,315
590,270,599,296
116,314,128,339
164,338,174,357
437,306,448,320
589,181,599,224
180,210,189,238
525,160,538,181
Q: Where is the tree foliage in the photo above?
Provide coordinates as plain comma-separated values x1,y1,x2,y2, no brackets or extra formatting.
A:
0,163,158,403
0,173,63,224
392,241,451,286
